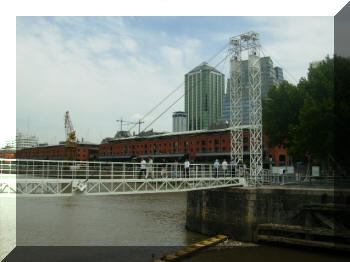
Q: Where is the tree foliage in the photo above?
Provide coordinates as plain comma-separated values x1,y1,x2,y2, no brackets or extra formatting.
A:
263,56,335,163
262,81,304,149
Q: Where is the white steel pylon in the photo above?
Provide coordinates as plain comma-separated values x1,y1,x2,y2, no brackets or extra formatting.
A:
229,37,243,167
229,32,263,185
248,43,263,184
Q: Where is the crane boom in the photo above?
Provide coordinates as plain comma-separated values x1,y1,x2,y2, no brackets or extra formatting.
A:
64,111,77,160
65,111,75,139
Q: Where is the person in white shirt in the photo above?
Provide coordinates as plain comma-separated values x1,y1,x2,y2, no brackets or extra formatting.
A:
184,159,190,178
222,159,228,175
147,157,154,178
138,158,147,179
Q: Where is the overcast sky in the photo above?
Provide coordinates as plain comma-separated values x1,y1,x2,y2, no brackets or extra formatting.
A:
14,16,334,146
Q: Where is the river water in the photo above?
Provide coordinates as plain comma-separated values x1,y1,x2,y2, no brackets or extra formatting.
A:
16,192,204,246
1,192,348,261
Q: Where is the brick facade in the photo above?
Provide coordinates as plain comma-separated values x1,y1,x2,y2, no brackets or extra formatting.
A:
100,129,290,166
16,144,98,161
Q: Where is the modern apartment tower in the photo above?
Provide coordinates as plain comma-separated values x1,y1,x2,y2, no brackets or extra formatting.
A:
274,66,284,84
222,56,278,124
172,111,187,132
185,62,225,131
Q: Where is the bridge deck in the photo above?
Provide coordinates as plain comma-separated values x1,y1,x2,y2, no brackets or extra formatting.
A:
0,159,254,195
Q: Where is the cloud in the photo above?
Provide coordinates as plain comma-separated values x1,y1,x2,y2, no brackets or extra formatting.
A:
161,46,184,69
209,17,333,83
16,17,189,144
249,17,334,83
15,16,333,145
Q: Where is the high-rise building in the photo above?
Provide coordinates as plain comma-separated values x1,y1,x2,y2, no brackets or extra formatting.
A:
222,56,278,125
259,57,279,98
221,79,231,125
172,111,187,132
274,66,284,84
185,62,225,131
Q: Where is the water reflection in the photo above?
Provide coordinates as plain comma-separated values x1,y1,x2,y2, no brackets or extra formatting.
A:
16,192,205,246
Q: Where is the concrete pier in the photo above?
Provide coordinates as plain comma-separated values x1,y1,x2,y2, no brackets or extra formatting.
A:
186,186,350,243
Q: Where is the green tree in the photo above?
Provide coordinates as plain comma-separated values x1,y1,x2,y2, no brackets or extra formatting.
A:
263,56,335,165
262,81,304,149
289,57,334,163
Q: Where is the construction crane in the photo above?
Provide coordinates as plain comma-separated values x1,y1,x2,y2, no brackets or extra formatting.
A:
64,111,77,161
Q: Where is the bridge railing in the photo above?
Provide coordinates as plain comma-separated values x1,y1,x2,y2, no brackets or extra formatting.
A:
3,158,325,187
0,158,248,181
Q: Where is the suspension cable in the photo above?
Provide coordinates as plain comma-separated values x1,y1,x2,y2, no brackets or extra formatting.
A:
140,51,231,133
128,42,230,133
260,46,299,84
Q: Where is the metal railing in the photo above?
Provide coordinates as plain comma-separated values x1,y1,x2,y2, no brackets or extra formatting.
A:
2,159,333,195
0,159,248,195
1,159,249,180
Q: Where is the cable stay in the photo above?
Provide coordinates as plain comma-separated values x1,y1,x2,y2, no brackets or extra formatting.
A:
128,42,230,133
260,46,299,84
140,51,231,133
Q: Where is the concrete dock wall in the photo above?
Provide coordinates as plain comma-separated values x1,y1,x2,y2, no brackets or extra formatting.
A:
186,187,349,242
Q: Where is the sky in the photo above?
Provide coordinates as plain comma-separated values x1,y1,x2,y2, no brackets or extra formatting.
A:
2,1,347,148
15,16,334,145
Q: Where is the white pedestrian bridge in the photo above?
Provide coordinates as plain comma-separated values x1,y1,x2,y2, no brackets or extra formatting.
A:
0,159,277,196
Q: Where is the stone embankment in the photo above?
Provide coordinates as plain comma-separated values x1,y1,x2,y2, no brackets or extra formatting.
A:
186,186,350,250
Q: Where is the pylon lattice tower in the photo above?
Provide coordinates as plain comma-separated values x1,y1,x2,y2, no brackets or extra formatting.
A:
229,38,243,167
229,32,263,186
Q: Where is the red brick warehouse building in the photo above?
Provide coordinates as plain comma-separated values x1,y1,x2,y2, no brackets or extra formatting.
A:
99,128,290,166
16,142,99,161
0,147,16,159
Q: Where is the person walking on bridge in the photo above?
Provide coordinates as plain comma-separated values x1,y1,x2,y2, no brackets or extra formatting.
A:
213,159,220,178
230,159,236,176
138,158,147,179
222,159,228,176
147,157,154,178
172,160,179,178
184,159,190,178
